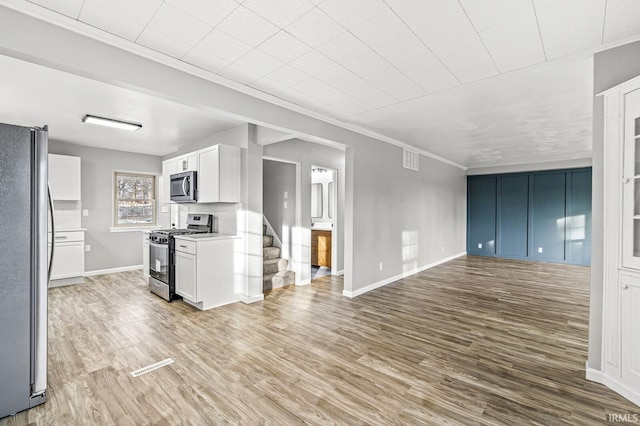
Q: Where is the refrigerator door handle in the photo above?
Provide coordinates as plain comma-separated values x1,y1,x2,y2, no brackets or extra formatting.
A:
47,184,54,283
30,126,48,400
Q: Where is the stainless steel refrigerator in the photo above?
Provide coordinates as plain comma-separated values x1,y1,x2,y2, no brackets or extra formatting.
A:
0,123,50,418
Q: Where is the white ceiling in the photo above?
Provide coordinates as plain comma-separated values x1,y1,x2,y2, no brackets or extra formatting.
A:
6,0,640,166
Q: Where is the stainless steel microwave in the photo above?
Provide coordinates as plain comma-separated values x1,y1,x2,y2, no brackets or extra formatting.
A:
170,170,197,203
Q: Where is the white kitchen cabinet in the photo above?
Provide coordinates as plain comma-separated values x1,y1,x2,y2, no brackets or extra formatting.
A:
173,235,238,310
49,230,84,285
597,76,640,406
48,154,81,200
142,231,150,281
197,144,241,203
176,154,197,172
175,250,197,302
161,159,177,204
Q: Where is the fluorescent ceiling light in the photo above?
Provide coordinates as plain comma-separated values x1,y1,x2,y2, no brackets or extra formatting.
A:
82,114,142,131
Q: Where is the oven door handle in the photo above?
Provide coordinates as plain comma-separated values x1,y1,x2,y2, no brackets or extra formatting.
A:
149,241,168,249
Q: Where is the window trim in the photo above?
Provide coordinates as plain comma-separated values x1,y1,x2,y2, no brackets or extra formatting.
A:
112,170,158,229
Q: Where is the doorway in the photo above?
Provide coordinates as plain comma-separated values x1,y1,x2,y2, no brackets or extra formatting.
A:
311,165,337,280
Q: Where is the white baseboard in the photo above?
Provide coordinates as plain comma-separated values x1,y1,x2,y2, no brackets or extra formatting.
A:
239,293,264,304
600,374,640,407
585,363,604,383
49,276,84,288
343,252,466,298
334,270,344,276
297,278,311,286
84,265,143,277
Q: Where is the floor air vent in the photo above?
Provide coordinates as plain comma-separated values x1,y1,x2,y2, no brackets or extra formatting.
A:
130,358,174,377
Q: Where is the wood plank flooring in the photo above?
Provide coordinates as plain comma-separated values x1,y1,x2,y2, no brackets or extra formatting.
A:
2,256,639,425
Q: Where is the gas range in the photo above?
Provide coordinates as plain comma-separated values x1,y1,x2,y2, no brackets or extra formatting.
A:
148,213,213,301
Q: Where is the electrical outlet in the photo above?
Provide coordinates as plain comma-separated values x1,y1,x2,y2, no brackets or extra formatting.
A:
478,243,483,249
442,246,445,253
379,262,383,271
85,245,91,252
284,201,288,209
284,191,288,199
538,247,543,253
82,209,89,216
161,206,169,213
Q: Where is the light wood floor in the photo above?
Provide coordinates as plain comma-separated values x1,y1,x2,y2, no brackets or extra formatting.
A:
2,256,638,425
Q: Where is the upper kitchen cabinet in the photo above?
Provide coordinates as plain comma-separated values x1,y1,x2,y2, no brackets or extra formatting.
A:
48,154,81,200
197,144,241,203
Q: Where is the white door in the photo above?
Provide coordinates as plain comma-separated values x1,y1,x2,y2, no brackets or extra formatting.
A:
621,274,640,388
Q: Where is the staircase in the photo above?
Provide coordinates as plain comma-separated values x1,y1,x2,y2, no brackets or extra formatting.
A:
263,225,295,291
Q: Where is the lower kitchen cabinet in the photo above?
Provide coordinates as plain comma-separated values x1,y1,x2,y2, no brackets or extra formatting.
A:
49,230,85,285
142,231,150,281
173,235,238,310
175,250,197,302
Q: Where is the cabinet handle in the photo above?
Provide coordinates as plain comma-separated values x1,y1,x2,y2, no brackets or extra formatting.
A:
179,245,187,248
623,177,631,184
55,236,68,239
623,284,630,290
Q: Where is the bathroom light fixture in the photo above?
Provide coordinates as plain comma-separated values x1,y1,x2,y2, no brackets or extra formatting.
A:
82,114,142,131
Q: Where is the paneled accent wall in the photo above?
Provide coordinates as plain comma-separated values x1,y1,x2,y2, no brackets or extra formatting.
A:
467,168,592,265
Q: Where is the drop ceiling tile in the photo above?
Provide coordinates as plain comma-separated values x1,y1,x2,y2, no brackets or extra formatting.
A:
27,0,84,18
243,0,315,27
264,65,310,87
396,51,459,93
218,63,262,84
257,31,312,63
216,5,279,47
182,49,231,73
233,49,284,76
532,0,563,9
164,0,238,27
317,32,371,65
289,50,339,76
285,8,346,47
459,0,533,32
371,32,430,65
316,66,396,108
395,0,499,83
138,4,213,56
318,0,389,29
603,0,640,44
137,28,195,58
535,0,606,59
343,51,425,101
351,8,415,51
195,29,252,62
79,0,163,40
479,13,546,72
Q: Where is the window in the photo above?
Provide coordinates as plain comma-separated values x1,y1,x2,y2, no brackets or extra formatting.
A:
113,171,156,228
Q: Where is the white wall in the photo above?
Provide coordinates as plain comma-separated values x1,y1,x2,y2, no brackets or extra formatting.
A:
1,10,467,297
48,140,162,272
263,160,296,261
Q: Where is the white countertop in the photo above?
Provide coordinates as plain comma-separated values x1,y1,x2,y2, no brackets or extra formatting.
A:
51,228,87,232
174,233,240,242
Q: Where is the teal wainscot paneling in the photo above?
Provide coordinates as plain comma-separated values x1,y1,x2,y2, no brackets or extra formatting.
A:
466,167,592,266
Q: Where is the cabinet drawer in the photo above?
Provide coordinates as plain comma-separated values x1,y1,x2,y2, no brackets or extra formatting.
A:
53,231,84,243
175,239,197,255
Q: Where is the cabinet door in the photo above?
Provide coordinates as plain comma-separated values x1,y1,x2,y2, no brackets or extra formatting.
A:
142,233,150,278
50,242,84,279
197,146,220,203
48,154,81,200
621,274,640,388
176,154,197,172
622,88,640,269
162,160,177,204
175,251,197,302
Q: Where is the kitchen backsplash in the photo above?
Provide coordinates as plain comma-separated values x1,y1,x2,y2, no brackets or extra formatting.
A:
170,203,238,235
53,200,82,230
